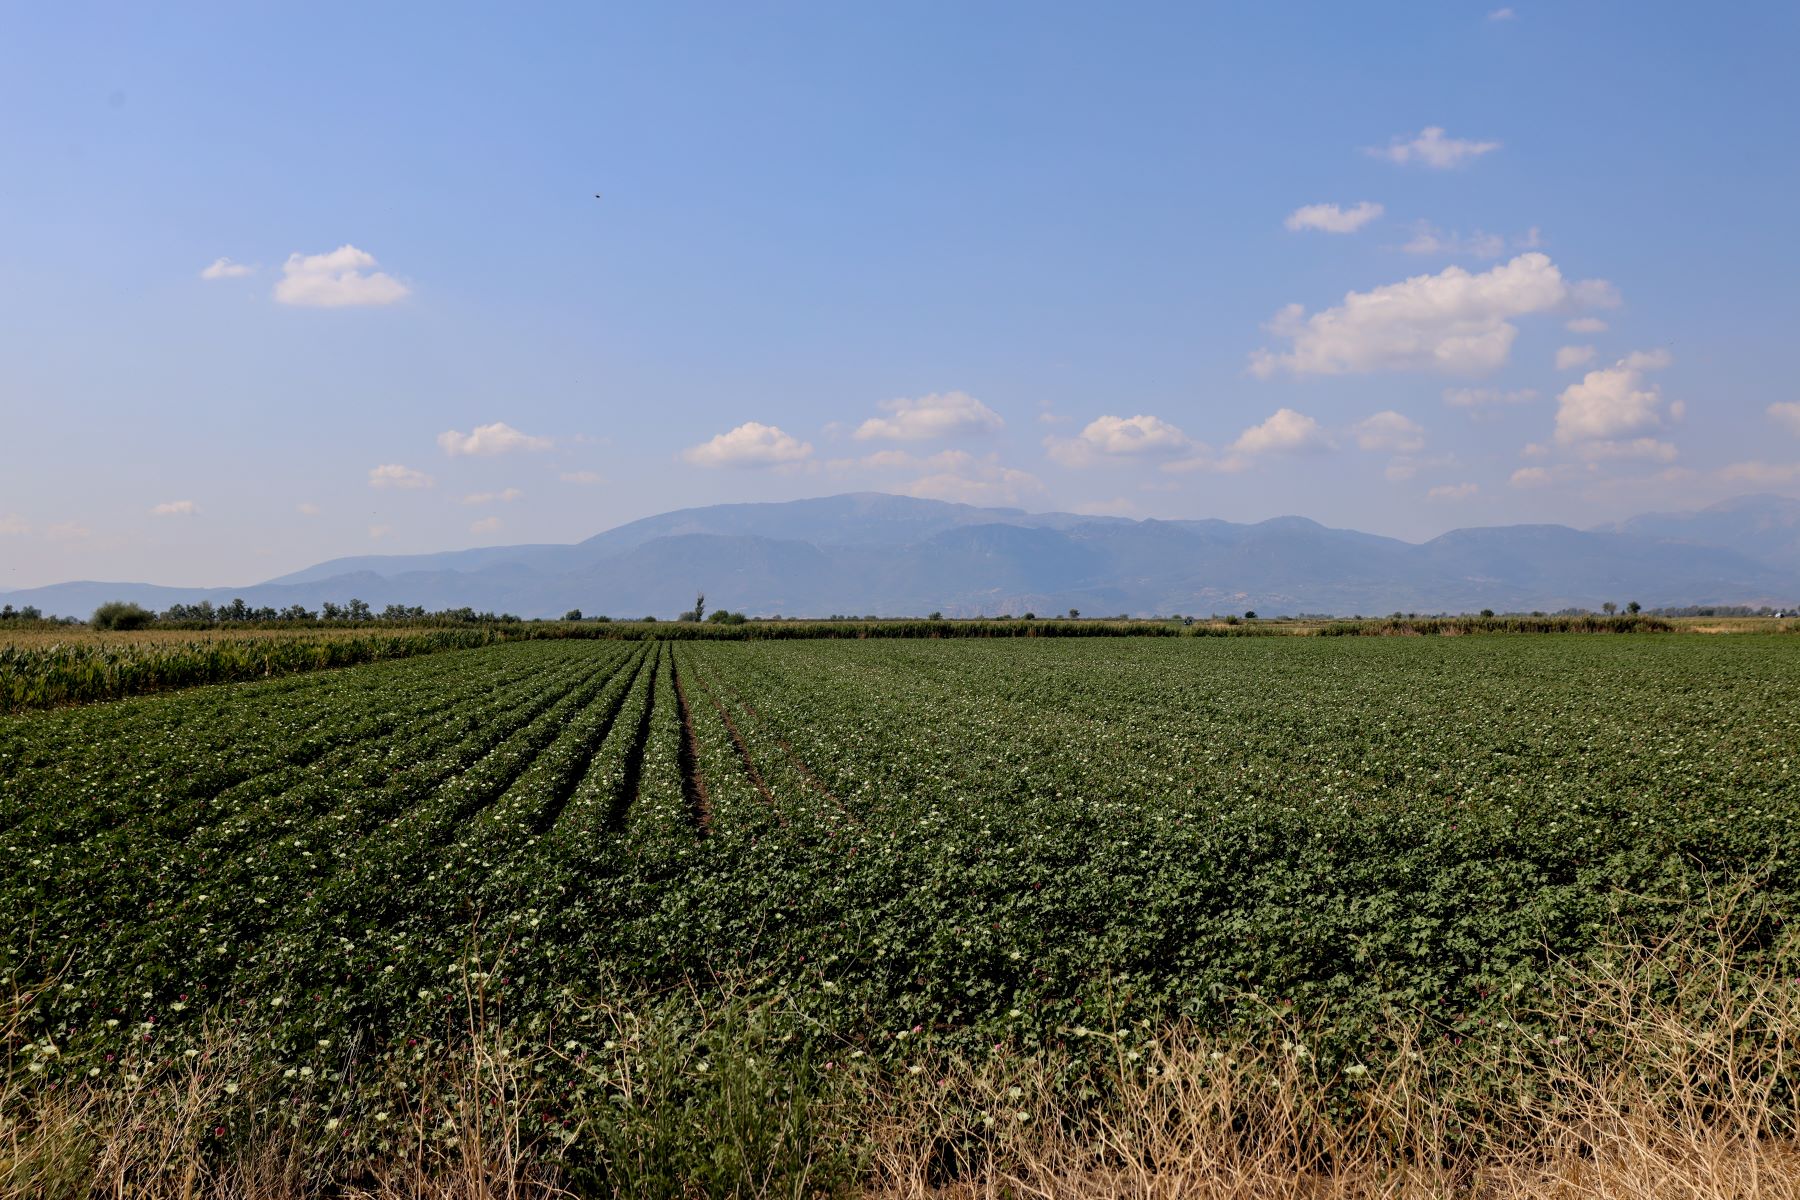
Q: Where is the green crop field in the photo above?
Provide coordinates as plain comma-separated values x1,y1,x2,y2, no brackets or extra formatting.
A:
3,635,1797,1196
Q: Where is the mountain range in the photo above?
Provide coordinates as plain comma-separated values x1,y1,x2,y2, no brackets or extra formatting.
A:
6,492,1799,620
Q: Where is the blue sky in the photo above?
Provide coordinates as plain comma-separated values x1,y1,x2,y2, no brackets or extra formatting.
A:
3,2,1798,588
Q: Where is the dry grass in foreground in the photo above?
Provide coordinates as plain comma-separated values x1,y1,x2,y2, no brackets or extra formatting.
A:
4,918,1797,1199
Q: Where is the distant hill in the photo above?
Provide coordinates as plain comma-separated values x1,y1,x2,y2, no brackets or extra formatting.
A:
1596,493,1800,572
6,492,1798,619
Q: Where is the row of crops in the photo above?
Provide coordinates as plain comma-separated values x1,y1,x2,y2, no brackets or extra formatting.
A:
2,635,1797,1175
6,614,1714,715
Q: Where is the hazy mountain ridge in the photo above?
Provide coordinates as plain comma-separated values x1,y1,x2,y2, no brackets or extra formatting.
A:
6,493,1797,619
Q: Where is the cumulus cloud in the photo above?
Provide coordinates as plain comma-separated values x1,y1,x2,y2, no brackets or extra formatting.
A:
437,422,552,456
1575,438,1678,462
0,515,28,536
1250,253,1567,377
463,488,523,505
1510,466,1552,488
682,422,814,468
1351,411,1426,453
469,516,503,535
559,471,603,485
1556,345,1597,370
1232,408,1332,456
46,522,91,541
368,463,434,489
902,452,1041,505
1721,461,1800,484
1488,7,1516,19
200,257,253,280
1285,202,1384,234
150,500,198,517
1570,278,1623,309
1045,414,1197,466
1369,126,1500,169
1566,316,1609,334
832,448,1042,504
1554,350,1673,445
297,503,321,516
1767,403,1800,435
1401,222,1505,259
1443,386,1537,414
1428,482,1480,500
274,245,410,307
855,391,1004,441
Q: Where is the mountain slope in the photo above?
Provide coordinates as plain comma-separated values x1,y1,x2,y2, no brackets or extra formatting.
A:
5,493,1797,619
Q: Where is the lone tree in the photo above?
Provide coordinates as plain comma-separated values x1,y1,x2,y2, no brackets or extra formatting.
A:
1068,608,1080,619
692,592,705,623
91,601,154,631
1603,601,1618,615
1626,601,1641,615
564,609,583,622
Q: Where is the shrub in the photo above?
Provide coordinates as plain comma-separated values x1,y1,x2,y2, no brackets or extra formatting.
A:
90,601,155,631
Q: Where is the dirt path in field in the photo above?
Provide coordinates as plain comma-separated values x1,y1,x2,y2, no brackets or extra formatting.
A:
669,653,712,835
536,645,653,836
608,646,659,833
691,672,783,821
697,669,860,828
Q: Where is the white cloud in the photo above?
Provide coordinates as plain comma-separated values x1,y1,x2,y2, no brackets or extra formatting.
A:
1769,403,1800,435
1556,345,1597,371
0,515,28,536
1488,7,1516,19
368,463,434,489
1443,386,1537,413
1521,442,1550,459
559,470,604,485
46,522,91,542
463,488,524,505
1570,278,1623,309
368,524,393,540
1250,253,1567,377
1510,466,1552,488
836,448,1042,504
1232,408,1331,456
200,257,253,280
1554,350,1673,444
1428,482,1480,500
469,516,503,535
1369,126,1500,169
1351,411,1426,454
1566,316,1609,334
682,422,814,468
1575,438,1678,462
1285,201,1384,234
903,452,1041,505
150,500,198,517
274,245,410,307
437,422,552,456
1401,222,1505,259
297,503,321,516
1721,461,1800,484
1046,414,1197,466
855,391,1004,441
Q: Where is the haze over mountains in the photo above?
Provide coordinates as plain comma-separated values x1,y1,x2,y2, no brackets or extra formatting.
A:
5,493,1798,620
